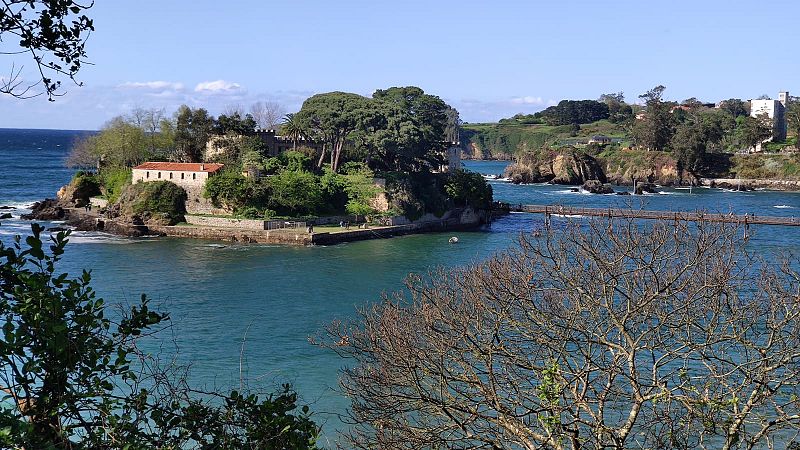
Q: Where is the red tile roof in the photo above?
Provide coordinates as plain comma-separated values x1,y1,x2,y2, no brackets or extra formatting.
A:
133,162,224,173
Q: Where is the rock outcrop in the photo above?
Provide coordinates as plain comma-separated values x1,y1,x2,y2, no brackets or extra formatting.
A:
581,180,615,194
56,174,101,207
634,183,658,195
506,147,606,185
599,150,679,186
23,199,67,221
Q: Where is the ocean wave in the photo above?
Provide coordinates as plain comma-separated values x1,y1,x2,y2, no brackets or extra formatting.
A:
774,205,795,209
65,232,137,244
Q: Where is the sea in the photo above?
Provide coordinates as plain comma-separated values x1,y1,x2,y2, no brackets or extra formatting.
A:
1,128,800,444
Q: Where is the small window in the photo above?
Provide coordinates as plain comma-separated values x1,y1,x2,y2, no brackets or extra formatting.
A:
193,173,196,180
158,172,161,179
181,173,185,180
169,172,173,179
146,171,149,179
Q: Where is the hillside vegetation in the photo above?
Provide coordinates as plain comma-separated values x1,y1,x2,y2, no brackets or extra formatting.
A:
462,120,628,160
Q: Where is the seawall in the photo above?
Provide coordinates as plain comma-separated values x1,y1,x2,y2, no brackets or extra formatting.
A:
701,178,800,191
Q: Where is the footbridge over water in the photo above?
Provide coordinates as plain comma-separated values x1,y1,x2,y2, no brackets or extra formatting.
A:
508,204,800,227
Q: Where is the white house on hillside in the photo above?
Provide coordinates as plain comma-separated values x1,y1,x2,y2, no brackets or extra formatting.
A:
132,162,224,187
750,91,789,151
132,162,225,214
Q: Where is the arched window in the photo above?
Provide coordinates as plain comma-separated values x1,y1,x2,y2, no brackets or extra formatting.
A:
181,173,185,180
146,171,149,179
158,172,161,179
169,172,173,179
193,173,196,180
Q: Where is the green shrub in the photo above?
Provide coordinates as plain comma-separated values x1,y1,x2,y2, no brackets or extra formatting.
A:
98,167,132,203
267,170,323,216
444,170,493,210
235,206,263,219
204,172,250,209
117,181,187,223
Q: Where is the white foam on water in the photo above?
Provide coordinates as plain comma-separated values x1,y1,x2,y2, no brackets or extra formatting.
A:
65,232,137,245
774,205,795,209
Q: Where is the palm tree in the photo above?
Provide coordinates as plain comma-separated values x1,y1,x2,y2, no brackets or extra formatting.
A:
281,113,305,150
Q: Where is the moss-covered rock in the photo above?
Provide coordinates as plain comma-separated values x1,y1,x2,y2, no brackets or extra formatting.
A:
57,173,102,207
112,181,187,225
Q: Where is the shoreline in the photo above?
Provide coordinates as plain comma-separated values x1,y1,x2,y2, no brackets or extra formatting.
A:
21,201,489,246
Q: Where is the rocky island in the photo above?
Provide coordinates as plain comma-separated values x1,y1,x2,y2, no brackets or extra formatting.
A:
25,87,495,245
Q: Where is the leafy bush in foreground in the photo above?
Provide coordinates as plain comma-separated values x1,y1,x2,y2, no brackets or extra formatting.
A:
0,224,319,448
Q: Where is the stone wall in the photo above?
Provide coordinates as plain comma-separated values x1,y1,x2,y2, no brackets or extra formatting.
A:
183,186,228,215
89,197,108,208
152,225,312,245
184,215,267,230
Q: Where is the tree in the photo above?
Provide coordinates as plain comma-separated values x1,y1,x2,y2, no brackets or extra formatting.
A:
88,116,149,168
281,113,307,150
64,134,98,169
0,1,94,100
632,85,675,151
719,98,749,118
738,114,773,151
66,110,178,169
323,217,800,449
174,105,214,162
599,92,633,123
536,100,610,126
444,107,461,143
267,170,323,215
787,102,800,145
671,109,728,181
444,170,493,210
368,86,450,172
0,225,320,448
214,112,257,136
251,101,287,130
296,92,371,172
681,97,704,109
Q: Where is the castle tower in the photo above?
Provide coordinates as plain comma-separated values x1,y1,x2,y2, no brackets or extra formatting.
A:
776,91,788,142
779,91,790,108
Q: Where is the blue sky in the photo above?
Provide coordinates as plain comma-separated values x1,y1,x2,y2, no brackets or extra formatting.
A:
1,0,798,130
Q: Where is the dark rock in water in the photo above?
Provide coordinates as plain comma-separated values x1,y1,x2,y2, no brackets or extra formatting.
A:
0,213,11,220
22,199,66,220
570,188,579,192
617,191,631,195
0,205,13,210
635,183,658,195
581,180,615,194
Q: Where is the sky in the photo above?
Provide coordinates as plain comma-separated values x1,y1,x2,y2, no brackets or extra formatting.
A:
1,0,798,130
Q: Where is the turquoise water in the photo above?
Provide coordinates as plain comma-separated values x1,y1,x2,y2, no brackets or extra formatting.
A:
2,130,800,444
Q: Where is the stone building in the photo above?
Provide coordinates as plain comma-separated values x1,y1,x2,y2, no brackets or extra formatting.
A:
132,162,225,214
750,91,790,150
254,129,323,157
132,162,224,187
437,142,462,173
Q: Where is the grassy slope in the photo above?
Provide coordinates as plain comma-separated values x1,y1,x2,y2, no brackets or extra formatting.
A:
462,120,628,159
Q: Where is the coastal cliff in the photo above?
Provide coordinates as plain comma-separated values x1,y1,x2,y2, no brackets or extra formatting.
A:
505,147,606,184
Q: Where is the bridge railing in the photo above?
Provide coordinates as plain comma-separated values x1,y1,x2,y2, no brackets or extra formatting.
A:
511,204,800,227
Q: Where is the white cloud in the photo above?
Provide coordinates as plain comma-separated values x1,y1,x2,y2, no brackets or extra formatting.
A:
119,81,184,90
510,96,545,105
194,80,242,93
